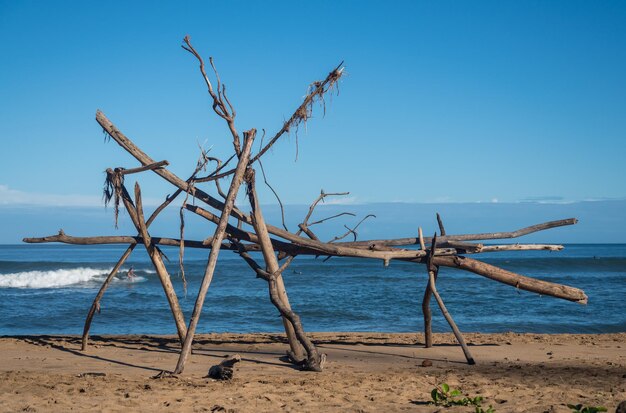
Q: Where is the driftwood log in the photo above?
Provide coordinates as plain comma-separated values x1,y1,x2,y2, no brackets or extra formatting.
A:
23,36,589,373
207,354,241,380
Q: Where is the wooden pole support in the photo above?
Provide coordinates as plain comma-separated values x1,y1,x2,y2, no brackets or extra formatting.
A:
173,130,255,375
427,234,475,365
80,188,184,350
246,168,316,368
123,184,188,344
81,244,135,350
428,268,475,365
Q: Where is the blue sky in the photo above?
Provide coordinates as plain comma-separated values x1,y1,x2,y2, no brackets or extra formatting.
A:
1,1,625,242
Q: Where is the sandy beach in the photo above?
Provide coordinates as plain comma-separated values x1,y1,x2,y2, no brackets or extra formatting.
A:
0,332,624,412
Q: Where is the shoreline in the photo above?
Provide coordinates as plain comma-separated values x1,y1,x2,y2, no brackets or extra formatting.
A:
1,332,625,412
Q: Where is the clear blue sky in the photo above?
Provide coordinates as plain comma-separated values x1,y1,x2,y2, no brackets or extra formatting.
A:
1,0,625,208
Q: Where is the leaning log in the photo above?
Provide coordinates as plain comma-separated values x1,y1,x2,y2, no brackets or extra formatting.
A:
340,218,578,248
428,268,475,364
425,234,475,364
433,255,588,304
24,233,217,249
81,244,135,350
81,186,185,350
23,232,563,255
246,168,320,369
173,130,255,375
121,183,188,343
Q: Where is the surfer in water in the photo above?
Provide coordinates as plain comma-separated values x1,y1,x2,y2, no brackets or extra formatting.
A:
127,266,136,279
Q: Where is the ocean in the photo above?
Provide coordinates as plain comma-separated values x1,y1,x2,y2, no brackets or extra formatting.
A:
0,244,624,336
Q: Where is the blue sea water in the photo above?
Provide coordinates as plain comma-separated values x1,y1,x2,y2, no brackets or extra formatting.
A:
0,244,624,336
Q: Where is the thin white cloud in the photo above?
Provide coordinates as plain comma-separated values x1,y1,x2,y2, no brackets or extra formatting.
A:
319,195,358,205
0,184,162,207
0,184,102,207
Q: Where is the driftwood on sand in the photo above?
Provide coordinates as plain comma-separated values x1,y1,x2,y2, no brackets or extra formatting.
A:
23,35,588,374
207,354,241,380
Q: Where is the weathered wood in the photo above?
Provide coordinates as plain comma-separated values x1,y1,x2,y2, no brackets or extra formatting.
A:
436,213,446,236
440,240,483,253
116,160,169,175
421,271,434,348
481,244,563,252
23,232,564,255
182,36,242,157
188,204,311,256
23,229,578,307
80,187,184,350
16,43,594,380
427,234,475,364
428,267,475,364
96,110,249,223
24,229,582,305
99,111,417,264
267,272,326,371
24,233,224,249
121,182,187,343
26,228,580,307
419,227,433,348
433,255,588,304
340,218,578,248
194,63,345,183
81,244,135,351
173,130,255,375
246,168,314,368
297,224,320,241
96,111,577,264
232,237,324,371
294,191,351,243
107,178,187,342
207,354,241,380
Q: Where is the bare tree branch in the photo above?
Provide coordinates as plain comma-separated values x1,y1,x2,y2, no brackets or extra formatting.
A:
252,62,344,163
182,35,242,156
308,212,356,227
328,214,376,243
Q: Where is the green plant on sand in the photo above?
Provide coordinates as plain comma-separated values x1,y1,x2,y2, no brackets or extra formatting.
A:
430,383,495,412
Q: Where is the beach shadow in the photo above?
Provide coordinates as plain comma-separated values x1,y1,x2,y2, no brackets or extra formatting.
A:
191,349,302,370
409,400,431,406
18,335,164,373
76,333,500,350
320,341,500,347
317,344,467,365
14,335,304,372
21,335,183,357
83,335,181,354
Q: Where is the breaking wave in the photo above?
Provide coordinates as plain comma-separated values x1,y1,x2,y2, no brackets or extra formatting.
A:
0,267,111,289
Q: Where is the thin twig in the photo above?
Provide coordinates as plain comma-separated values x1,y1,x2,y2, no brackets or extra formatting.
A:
328,214,376,243
257,130,288,231
295,190,351,240
308,212,356,227
179,146,213,294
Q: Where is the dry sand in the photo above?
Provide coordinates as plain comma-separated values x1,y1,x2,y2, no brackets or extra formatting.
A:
1,332,625,412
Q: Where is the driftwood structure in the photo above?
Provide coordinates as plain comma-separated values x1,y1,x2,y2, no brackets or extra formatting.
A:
24,36,588,374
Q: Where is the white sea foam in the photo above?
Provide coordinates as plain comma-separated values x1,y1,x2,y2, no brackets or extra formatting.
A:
112,275,146,283
0,267,110,289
